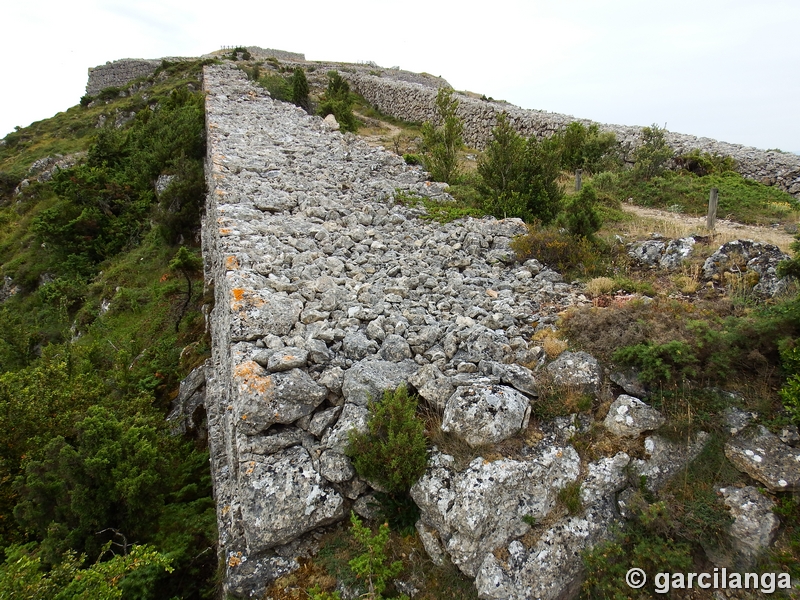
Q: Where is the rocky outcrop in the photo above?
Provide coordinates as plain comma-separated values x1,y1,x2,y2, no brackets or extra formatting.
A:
719,486,780,568
725,425,800,492
702,240,791,298
603,395,665,438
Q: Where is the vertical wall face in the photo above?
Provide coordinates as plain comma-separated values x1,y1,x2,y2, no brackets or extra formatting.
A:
86,59,162,95
345,73,800,199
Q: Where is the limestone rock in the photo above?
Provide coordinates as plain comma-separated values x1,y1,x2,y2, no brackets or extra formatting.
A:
322,403,370,452
441,384,530,447
265,347,308,372
233,363,327,434
238,446,345,553
341,359,419,406
167,362,207,436
411,446,580,577
603,394,665,437
719,486,780,567
319,450,356,483
725,425,800,491
702,240,790,298
474,453,630,600
379,333,413,361
609,367,648,398
408,363,455,412
631,433,709,492
484,361,539,397
546,351,602,395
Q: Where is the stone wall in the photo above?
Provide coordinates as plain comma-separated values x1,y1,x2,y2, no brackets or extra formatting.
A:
86,59,163,96
244,46,305,61
346,73,800,199
201,63,590,598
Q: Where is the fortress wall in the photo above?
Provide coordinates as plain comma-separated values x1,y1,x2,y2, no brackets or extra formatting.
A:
200,63,586,597
346,73,800,199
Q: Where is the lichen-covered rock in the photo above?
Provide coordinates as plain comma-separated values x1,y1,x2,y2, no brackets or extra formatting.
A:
725,425,800,491
238,446,345,553
546,351,602,394
411,445,581,577
321,403,370,453
719,486,780,567
483,361,539,397
167,362,207,436
233,362,327,435
702,240,790,298
341,358,419,406
631,433,709,492
603,394,665,437
628,239,666,266
408,363,455,412
474,453,630,600
265,347,308,372
609,367,648,398
441,384,530,447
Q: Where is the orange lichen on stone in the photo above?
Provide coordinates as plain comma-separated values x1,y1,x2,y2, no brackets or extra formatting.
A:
234,361,274,396
232,288,245,301
226,255,239,270
220,228,232,235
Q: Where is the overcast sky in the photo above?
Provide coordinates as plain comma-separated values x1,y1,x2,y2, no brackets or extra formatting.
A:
2,0,798,153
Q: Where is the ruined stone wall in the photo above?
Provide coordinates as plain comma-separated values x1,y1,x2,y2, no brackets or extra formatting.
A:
201,63,588,598
346,73,800,199
86,59,163,95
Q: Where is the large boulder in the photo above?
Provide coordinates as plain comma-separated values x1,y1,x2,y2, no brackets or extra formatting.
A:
411,445,581,577
232,362,327,435
441,384,531,447
603,394,665,437
341,358,419,406
702,240,790,298
725,425,800,492
237,446,346,553
629,433,709,492
546,351,602,395
475,453,631,600
719,486,780,567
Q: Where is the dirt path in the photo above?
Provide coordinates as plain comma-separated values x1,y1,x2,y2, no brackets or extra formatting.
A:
353,111,402,148
620,203,796,251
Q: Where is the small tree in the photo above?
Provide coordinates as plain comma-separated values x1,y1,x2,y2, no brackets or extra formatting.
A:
420,87,464,184
169,246,203,332
562,183,603,240
290,67,310,112
632,124,673,181
317,71,357,133
348,513,405,600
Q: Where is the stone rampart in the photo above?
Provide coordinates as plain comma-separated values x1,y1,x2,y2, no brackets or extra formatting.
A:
346,73,800,198
86,59,163,96
201,63,588,597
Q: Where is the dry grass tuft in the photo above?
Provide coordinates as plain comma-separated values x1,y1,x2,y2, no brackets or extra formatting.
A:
585,277,616,297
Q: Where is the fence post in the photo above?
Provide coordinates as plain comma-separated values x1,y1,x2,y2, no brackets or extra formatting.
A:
707,188,719,230
575,169,582,192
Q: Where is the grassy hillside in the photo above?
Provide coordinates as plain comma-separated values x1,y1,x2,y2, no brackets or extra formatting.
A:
0,58,217,598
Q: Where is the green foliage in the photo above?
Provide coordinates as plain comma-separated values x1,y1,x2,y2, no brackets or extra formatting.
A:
631,124,673,181
560,183,602,239
420,88,463,184
290,67,310,112
258,72,291,102
555,122,619,174
511,223,609,278
228,47,251,61
0,543,172,600
347,385,427,495
613,341,699,384
317,72,358,133
402,153,423,166
778,230,800,280
675,149,737,176
476,113,563,223
557,481,583,515
347,513,406,600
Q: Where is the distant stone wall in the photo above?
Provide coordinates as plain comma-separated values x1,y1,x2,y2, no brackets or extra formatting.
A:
245,46,305,61
346,73,800,199
86,59,163,96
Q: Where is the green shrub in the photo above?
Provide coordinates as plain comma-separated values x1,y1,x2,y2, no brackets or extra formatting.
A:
511,223,608,277
420,88,463,184
402,153,423,166
631,124,673,181
290,67,310,112
612,340,699,384
555,122,619,174
557,481,583,515
675,149,737,176
317,71,358,133
258,73,291,102
561,183,602,240
477,113,563,223
348,512,407,599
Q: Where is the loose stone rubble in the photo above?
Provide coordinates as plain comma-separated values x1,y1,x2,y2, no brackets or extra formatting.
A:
198,63,794,599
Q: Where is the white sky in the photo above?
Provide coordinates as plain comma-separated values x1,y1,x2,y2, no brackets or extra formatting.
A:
2,0,798,153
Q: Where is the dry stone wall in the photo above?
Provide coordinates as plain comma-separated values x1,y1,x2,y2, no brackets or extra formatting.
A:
346,73,800,199
201,63,593,598
86,59,163,96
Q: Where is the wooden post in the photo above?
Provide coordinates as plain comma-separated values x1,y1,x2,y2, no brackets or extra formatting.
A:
707,188,719,230
575,169,582,192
